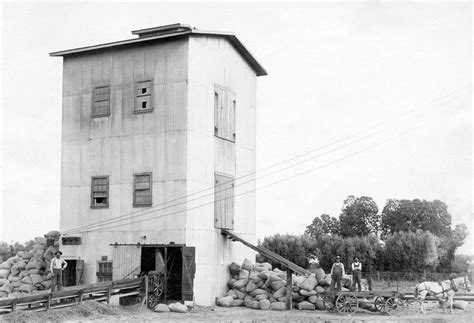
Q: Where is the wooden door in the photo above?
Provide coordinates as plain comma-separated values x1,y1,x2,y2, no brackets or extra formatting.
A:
76,260,84,285
214,173,235,229
112,246,141,279
181,247,196,301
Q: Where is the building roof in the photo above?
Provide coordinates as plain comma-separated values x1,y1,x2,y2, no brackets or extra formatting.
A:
49,23,267,76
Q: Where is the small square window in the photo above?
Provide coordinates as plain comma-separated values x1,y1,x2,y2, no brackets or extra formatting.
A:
135,80,153,113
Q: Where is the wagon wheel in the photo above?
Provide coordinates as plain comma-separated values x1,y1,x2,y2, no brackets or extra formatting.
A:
323,294,336,312
385,296,403,316
147,294,160,309
335,293,358,316
152,275,164,297
374,296,386,312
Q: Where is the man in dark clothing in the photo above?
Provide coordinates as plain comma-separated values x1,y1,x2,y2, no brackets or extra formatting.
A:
351,256,362,292
330,255,345,291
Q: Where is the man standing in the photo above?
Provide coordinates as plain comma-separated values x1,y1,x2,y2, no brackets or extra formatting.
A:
330,255,345,291
351,256,362,292
50,251,67,292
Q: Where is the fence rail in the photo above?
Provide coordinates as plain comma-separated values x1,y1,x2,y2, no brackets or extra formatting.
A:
0,276,144,315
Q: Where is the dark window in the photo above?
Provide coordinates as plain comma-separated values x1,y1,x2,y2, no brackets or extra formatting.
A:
92,86,110,117
91,176,109,208
135,80,153,113
96,260,113,282
62,237,81,245
214,85,236,142
133,173,152,206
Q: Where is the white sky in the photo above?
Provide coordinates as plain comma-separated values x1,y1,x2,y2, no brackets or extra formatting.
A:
1,2,472,254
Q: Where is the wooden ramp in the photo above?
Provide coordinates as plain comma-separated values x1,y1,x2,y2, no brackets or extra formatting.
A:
221,229,309,276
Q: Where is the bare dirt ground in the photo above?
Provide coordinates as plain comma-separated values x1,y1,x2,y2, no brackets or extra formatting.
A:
1,300,473,323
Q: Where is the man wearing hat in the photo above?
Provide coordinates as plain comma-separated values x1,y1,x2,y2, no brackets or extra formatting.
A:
50,251,67,292
330,255,345,291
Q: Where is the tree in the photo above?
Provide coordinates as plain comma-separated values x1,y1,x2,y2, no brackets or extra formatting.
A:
381,199,452,239
305,213,340,238
258,234,314,269
339,196,380,238
384,230,440,272
437,224,469,272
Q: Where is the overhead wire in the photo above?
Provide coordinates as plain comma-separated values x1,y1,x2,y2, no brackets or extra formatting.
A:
62,85,469,234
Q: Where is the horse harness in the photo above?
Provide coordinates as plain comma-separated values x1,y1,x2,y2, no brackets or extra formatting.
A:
417,279,458,299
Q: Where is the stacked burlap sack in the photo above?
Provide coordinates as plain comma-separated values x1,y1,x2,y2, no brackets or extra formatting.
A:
216,258,354,311
0,230,60,298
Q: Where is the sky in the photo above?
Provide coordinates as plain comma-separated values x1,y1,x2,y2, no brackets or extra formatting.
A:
1,1,472,254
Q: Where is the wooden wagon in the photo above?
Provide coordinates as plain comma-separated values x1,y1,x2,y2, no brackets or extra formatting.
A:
322,290,406,316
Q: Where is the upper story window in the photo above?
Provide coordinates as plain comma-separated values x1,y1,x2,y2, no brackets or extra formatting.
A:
214,85,236,142
135,80,153,113
133,172,152,206
91,176,109,208
92,85,110,117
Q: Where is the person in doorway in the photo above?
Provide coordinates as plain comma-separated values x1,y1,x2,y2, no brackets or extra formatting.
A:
50,251,67,292
330,255,345,291
351,256,362,292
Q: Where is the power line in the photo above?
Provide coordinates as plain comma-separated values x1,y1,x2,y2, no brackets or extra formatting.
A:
69,118,442,233
62,86,469,234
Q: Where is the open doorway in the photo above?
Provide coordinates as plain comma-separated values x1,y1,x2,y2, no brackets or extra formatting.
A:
140,246,194,301
62,259,84,287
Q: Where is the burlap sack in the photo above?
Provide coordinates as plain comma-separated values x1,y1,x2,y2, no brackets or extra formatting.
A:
245,281,257,293
233,278,248,289
453,301,469,310
21,276,33,285
292,292,304,303
271,280,286,291
19,270,29,278
300,289,317,296
259,299,271,310
249,289,267,297
226,289,238,299
300,275,318,291
242,258,254,271
217,295,234,307
238,269,250,279
318,274,331,287
315,286,325,294
227,278,236,289
154,304,170,312
231,299,244,307
1,283,14,294
0,269,10,279
271,302,286,310
0,278,9,287
41,280,52,289
257,270,271,280
16,260,27,269
8,275,21,282
255,294,268,301
168,302,187,313
313,268,326,282
229,262,240,275
10,265,20,276
298,301,315,310
30,274,43,285
273,287,287,299
1,262,12,270
246,300,260,309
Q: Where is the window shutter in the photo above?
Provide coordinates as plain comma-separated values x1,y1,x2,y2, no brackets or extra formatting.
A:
76,260,84,285
181,247,196,301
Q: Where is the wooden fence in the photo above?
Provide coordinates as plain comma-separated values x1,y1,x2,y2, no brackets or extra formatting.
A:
0,276,144,314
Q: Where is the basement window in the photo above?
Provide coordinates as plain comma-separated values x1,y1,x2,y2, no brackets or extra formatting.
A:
92,85,110,117
96,260,113,282
133,173,152,206
91,176,109,208
135,80,153,113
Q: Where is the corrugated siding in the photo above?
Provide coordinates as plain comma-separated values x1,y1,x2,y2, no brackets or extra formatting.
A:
112,246,141,279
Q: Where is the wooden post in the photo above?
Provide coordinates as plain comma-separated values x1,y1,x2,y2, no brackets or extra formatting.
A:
286,269,292,310
141,275,149,309
11,299,17,312
107,283,113,304
78,289,84,304
46,294,51,310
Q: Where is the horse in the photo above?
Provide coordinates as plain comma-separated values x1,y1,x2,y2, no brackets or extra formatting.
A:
413,275,471,314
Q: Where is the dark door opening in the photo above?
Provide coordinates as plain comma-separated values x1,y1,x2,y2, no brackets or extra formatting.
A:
140,246,195,302
62,260,76,287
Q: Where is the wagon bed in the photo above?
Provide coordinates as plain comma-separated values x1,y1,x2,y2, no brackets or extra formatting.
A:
322,290,407,316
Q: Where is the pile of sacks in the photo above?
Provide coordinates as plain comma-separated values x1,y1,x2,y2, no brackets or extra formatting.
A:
216,259,354,311
0,231,60,298
154,302,188,313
